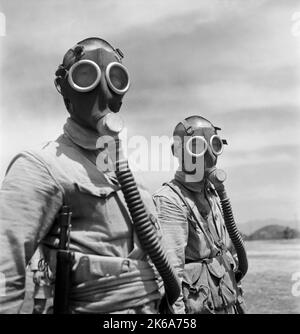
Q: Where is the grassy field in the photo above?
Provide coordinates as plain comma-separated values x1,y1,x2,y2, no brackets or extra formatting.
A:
21,239,300,314
242,239,300,314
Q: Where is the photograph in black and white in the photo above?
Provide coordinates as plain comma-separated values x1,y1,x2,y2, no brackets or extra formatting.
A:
0,0,299,315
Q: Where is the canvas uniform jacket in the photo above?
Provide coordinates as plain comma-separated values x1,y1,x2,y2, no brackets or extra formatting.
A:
153,178,240,314
0,118,161,314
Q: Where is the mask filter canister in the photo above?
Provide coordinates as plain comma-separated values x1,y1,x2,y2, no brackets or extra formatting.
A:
96,112,124,136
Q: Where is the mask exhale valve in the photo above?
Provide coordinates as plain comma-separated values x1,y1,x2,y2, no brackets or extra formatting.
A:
97,115,181,311
208,168,248,282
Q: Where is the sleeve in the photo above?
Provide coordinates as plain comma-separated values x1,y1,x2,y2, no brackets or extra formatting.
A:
0,153,63,313
153,194,188,314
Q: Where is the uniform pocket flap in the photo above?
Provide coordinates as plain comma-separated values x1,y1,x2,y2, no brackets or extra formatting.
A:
206,257,226,279
223,251,237,271
75,181,118,198
72,253,130,284
183,262,206,287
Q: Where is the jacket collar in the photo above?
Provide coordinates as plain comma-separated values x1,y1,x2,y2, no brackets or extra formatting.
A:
63,117,99,151
174,169,219,195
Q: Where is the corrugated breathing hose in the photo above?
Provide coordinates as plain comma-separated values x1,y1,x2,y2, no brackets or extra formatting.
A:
97,113,180,310
208,169,248,282
114,155,181,306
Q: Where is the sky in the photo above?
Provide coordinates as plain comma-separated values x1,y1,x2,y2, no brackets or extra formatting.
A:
0,0,299,224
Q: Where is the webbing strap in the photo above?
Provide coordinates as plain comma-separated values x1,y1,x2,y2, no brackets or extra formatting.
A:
163,181,220,256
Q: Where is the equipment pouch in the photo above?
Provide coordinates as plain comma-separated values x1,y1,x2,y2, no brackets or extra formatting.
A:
182,256,239,313
182,261,212,314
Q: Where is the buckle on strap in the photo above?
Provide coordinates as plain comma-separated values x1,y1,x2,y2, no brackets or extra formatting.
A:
181,119,194,135
121,259,130,273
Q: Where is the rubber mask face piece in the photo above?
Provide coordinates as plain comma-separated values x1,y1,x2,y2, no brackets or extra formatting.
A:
177,127,224,182
61,45,130,131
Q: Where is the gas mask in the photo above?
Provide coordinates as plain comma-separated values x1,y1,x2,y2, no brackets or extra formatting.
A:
172,116,227,183
54,37,130,132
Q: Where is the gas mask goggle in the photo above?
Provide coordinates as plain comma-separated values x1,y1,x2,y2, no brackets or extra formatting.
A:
173,118,227,182
185,133,224,158
67,59,130,95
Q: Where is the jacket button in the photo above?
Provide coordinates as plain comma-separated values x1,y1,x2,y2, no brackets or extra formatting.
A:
122,259,130,272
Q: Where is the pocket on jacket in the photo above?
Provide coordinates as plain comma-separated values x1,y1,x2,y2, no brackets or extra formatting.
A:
206,257,237,311
182,258,238,313
75,181,117,199
182,262,213,314
75,180,133,238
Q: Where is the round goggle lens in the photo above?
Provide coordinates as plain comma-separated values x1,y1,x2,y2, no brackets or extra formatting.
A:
109,65,128,90
68,60,101,92
210,135,223,155
106,62,130,94
72,62,98,88
186,136,208,157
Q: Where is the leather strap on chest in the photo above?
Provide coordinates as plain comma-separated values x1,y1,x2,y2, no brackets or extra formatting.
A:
163,181,224,257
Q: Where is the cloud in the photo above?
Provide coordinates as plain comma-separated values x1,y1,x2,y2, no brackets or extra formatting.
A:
212,104,300,134
2,0,300,118
0,0,299,222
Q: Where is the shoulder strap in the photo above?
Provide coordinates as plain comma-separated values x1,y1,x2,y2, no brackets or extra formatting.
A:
21,150,73,251
163,181,220,256
162,181,191,217
172,180,222,242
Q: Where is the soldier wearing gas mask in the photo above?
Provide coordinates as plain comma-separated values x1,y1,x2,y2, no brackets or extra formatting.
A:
0,37,167,314
153,115,248,314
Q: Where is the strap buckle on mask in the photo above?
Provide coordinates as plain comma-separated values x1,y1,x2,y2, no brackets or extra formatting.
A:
115,48,124,59
181,119,194,135
54,65,67,95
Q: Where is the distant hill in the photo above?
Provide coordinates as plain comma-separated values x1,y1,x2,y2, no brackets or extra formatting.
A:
238,218,300,235
245,224,300,241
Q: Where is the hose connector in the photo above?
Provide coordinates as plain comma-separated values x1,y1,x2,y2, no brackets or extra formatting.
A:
96,112,124,136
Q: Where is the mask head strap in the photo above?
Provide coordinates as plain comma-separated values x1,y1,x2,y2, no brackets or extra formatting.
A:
54,65,67,95
181,119,194,136
115,48,124,60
